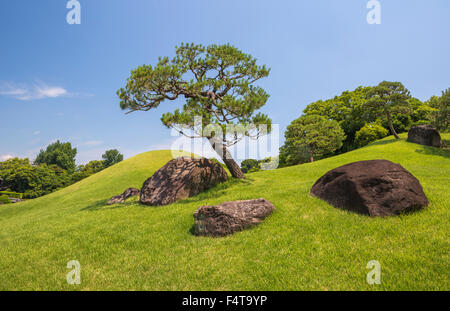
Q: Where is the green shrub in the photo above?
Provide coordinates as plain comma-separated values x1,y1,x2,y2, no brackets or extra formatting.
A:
241,159,260,173
355,123,389,147
413,120,432,126
247,167,261,173
0,191,23,199
0,195,11,204
280,115,346,165
0,158,71,199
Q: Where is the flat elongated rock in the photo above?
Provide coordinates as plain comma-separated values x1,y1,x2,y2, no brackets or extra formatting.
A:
107,188,140,205
140,157,228,206
193,198,275,237
310,160,429,217
407,125,441,147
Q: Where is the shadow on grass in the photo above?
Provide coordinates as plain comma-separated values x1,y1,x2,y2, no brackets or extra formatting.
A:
415,143,450,159
188,225,196,235
81,178,252,212
175,177,253,205
81,198,139,211
367,138,399,147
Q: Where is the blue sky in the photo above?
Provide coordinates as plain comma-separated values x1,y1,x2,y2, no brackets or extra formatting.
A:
0,0,449,164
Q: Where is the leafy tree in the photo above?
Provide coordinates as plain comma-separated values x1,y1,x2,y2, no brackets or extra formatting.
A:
117,43,271,179
0,158,32,193
366,81,411,139
35,140,77,172
412,106,437,125
429,88,450,131
380,112,412,134
0,158,70,198
355,122,389,147
102,150,123,168
70,171,90,184
71,160,106,183
83,160,106,173
303,86,377,152
280,115,346,165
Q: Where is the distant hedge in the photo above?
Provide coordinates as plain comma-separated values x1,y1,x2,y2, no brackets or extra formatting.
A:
0,195,11,204
0,191,23,199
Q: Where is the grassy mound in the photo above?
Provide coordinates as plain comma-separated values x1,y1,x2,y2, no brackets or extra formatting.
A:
0,135,448,290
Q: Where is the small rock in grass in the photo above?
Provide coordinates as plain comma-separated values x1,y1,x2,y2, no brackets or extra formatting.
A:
107,188,140,205
193,198,275,237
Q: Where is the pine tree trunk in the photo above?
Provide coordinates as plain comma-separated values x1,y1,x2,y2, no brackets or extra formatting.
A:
208,138,246,179
386,110,400,139
223,156,246,179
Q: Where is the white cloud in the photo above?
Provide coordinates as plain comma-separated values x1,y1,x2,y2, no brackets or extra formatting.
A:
34,86,67,99
0,81,68,101
0,154,13,161
33,130,40,135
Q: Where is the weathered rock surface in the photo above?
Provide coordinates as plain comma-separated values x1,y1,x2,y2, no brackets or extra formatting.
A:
193,198,275,237
140,157,228,206
310,160,429,217
407,125,441,147
107,187,140,205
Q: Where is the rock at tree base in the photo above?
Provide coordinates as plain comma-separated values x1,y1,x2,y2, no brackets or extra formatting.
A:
193,198,275,237
107,188,140,205
310,160,428,217
407,125,441,147
140,157,228,206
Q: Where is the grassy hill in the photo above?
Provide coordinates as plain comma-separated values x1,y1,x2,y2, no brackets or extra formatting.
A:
0,134,448,290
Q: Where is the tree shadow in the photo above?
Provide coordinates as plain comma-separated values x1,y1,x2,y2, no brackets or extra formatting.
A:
188,225,196,235
81,198,139,211
367,138,399,147
415,143,450,159
175,177,253,205
80,178,252,211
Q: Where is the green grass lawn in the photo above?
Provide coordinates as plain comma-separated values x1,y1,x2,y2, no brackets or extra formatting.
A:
0,134,448,290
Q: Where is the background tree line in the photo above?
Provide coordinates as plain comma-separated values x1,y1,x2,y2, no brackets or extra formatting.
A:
0,141,123,200
243,82,449,171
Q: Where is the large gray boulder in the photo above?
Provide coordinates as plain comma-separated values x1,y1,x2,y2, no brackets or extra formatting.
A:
140,157,228,206
310,160,429,217
193,198,275,237
407,125,441,147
